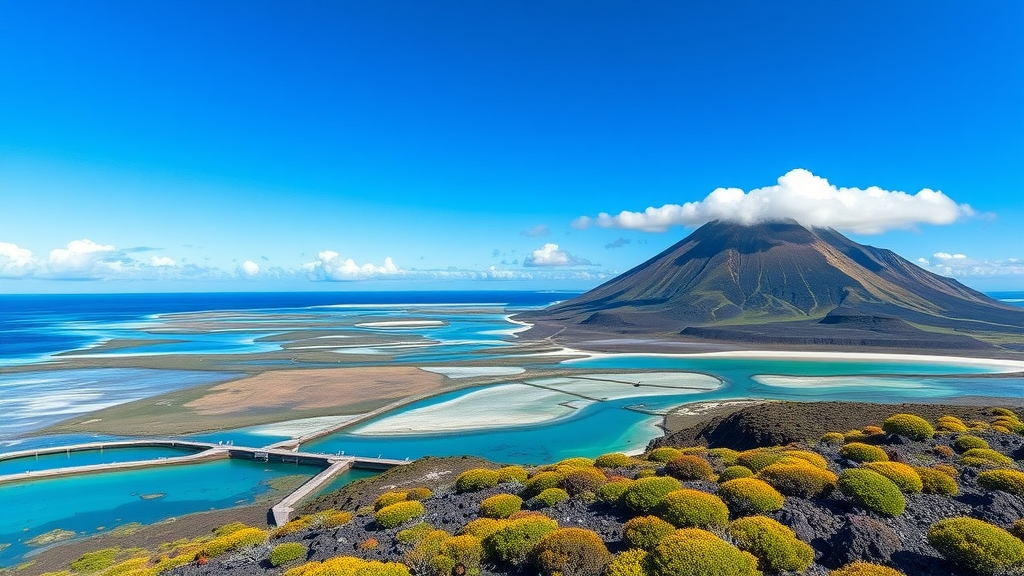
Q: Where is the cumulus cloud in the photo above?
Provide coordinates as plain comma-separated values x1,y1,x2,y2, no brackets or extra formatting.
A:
0,242,36,277
150,256,177,267
917,252,1024,279
573,169,975,234
239,260,260,277
524,243,594,267
304,251,403,281
521,225,550,238
605,238,631,249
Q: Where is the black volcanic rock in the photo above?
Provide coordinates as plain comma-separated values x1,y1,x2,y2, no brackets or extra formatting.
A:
518,220,1024,351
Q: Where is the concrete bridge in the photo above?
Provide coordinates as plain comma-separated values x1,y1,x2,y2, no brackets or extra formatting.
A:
0,439,408,525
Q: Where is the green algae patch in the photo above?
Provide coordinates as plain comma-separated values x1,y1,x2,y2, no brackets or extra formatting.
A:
26,528,77,547
107,523,144,537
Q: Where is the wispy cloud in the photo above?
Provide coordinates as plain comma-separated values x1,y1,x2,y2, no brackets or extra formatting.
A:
520,225,550,238
573,169,975,234
605,238,631,249
524,243,594,267
0,239,206,280
917,252,1024,278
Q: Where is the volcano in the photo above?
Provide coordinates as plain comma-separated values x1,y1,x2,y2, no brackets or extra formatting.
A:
518,220,1024,351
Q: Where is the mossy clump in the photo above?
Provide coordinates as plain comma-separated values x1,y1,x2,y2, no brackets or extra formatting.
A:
882,413,935,440
557,456,595,468
928,517,1024,575
482,515,559,565
397,522,436,544
533,487,570,507
646,447,683,463
863,461,923,493
524,471,563,498
840,442,889,463
199,527,267,557
405,487,433,501
663,455,716,481
932,463,959,477
69,548,119,572
933,445,954,458
598,479,632,503
718,465,754,483
915,467,959,495
756,463,837,498
620,476,682,514
782,450,829,469
560,466,608,495
953,435,989,452
532,527,611,576
595,452,634,468
459,518,504,540
838,469,906,516
708,447,740,466
606,548,647,576
718,477,785,516
644,528,759,576
406,531,483,576
375,500,426,529
374,491,409,510
479,494,523,519
821,432,846,444
657,489,729,529
976,469,1024,496
495,465,528,484
455,468,500,492
960,448,1014,468
284,557,411,576
622,515,676,551
991,407,1018,417
830,561,906,576
937,416,968,433
728,515,814,573
736,448,788,472
270,542,307,567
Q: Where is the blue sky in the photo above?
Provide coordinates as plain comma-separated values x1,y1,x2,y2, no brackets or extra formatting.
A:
1,0,1021,293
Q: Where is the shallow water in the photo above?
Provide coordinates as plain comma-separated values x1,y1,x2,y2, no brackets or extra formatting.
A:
0,445,206,476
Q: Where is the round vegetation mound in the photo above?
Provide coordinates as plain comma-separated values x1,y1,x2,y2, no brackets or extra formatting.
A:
976,469,1024,496
727,515,814,573
533,487,570,507
532,527,611,576
375,500,426,529
821,432,846,444
663,455,716,481
863,461,923,493
718,477,785,515
606,549,648,576
718,465,754,482
496,466,528,484
269,542,307,567
840,442,889,463
594,452,633,468
483,515,559,565
647,447,684,463
644,528,759,576
374,491,408,511
620,476,683,514
556,456,595,468
737,448,789,472
524,471,563,498
560,466,608,495
937,415,968,433
928,517,1024,576
915,467,959,496
882,413,935,440
830,561,906,576
953,435,989,452
838,469,906,516
960,448,1014,468
598,479,632,503
623,515,676,551
479,494,523,519
657,489,730,529
756,463,837,498
455,468,500,492
284,557,411,576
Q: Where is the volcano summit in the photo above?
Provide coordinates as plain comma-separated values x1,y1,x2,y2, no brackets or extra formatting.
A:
518,220,1024,353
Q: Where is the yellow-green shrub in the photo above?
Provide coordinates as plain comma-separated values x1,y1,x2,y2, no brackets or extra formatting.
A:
406,487,433,501
595,452,634,468
459,518,504,540
496,466,528,484
915,467,959,495
150,553,192,574
397,522,436,544
657,489,729,529
932,463,958,477
412,533,483,576
783,450,829,469
821,432,845,444
524,471,563,498
101,556,149,576
560,466,607,495
606,549,647,576
992,407,1017,417
534,487,570,507
455,468,500,492
756,463,837,498
718,477,785,515
374,491,408,510
532,527,611,576
482,515,558,565
644,528,759,576
937,416,968,433
212,522,249,537
933,445,954,458
479,494,523,519
663,455,716,481
284,557,411,576
718,465,754,482
200,527,267,557
557,456,595,468
269,542,306,567
960,448,1014,468
737,448,788,472
977,469,1024,495
635,468,656,478
708,448,740,466
598,479,632,503
1013,520,1024,541
622,515,676,551
830,561,906,575
620,476,682,514
844,430,870,443
863,461,923,493
928,517,1024,575
375,500,426,529
840,442,889,463
838,469,905,516
646,447,683,463
728,515,814,573
882,413,935,440
953,435,989,452
70,548,119,572
863,425,884,435
320,509,353,528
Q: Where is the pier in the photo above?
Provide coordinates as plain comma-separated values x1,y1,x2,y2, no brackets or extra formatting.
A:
0,439,408,526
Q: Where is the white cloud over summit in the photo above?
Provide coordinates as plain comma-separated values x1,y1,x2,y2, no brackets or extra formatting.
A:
572,169,975,234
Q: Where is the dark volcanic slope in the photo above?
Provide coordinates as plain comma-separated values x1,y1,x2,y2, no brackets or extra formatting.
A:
518,220,1024,351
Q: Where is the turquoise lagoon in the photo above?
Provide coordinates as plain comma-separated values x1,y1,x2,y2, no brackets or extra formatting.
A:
0,445,206,476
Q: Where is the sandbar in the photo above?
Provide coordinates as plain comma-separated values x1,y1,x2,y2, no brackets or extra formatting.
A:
420,366,526,378
355,320,447,328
